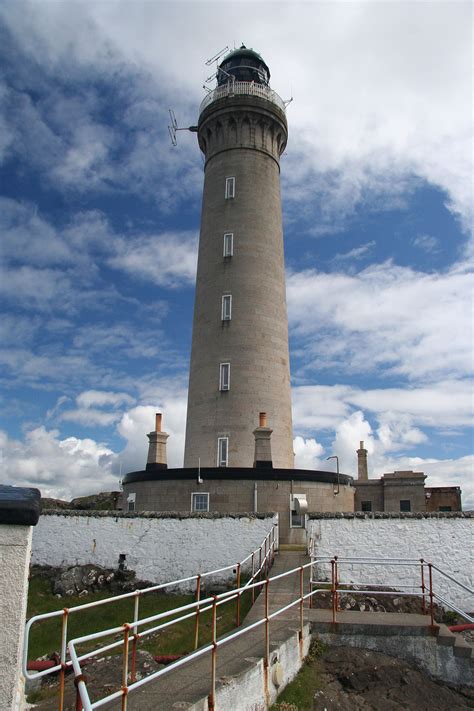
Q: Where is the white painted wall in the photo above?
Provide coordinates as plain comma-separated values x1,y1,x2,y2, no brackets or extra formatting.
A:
32,513,278,590
307,515,473,610
0,524,32,711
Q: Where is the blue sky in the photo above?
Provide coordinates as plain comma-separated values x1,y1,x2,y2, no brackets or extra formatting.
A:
0,1,472,506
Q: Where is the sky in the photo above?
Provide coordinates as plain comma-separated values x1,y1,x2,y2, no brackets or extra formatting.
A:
0,0,472,506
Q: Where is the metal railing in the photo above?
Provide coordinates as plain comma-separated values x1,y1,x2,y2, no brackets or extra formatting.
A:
308,553,474,627
23,524,278,711
199,80,286,115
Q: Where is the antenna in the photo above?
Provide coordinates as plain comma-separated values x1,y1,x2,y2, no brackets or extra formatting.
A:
205,46,229,66
283,97,294,108
168,109,198,147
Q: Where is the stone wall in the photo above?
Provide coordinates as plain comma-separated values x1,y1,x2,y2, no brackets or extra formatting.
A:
32,511,277,590
307,513,473,610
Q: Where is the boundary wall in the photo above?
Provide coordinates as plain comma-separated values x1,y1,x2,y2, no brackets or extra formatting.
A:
307,512,473,610
32,511,278,590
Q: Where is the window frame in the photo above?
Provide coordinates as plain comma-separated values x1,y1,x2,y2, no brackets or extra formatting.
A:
225,177,235,199
217,437,229,467
361,500,372,512
223,232,234,257
219,362,230,391
191,492,210,512
400,499,411,512
127,492,136,512
221,294,232,321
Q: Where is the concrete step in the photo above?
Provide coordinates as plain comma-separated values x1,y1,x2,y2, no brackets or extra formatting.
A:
279,543,307,552
453,635,473,658
436,624,457,647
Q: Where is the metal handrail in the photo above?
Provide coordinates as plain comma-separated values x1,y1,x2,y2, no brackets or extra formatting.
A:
23,522,278,708
199,80,286,115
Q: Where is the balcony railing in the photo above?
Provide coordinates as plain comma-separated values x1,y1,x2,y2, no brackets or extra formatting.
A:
199,80,286,116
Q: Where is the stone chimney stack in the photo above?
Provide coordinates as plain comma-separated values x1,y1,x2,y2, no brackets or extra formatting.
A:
253,412,273,469
146,413,169,468
357,440,368,481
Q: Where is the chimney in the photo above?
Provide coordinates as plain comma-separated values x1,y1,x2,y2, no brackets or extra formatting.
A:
253,412,273,469
357,440,368,481
146,412,169,469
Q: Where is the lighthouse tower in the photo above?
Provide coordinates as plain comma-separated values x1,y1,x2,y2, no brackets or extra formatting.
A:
184,46,294,469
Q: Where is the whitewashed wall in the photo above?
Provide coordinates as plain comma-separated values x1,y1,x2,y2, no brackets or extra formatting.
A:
32,512,278,589
307,513,473,611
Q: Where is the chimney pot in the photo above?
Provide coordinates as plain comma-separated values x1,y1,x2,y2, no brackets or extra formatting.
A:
155,413,162,432
360,440,364,449
259,412,267,427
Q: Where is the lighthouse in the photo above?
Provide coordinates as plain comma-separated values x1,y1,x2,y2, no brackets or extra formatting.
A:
183,46,294,469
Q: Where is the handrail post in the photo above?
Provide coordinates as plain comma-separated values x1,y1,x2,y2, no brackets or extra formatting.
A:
299,566,304,658
264,578,270,695
194,575,201,650
331,559,337,624
334,556,339,612
259,546,262,581
208,595,218,711
121,624,130,711
428,563,435,628
264,537,268,577
59,608,69,711
251,552,255,604
420,559,426,614
236,563,241,627
130,591,140,683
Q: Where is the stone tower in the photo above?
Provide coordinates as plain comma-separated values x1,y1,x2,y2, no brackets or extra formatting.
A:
184,46,294,469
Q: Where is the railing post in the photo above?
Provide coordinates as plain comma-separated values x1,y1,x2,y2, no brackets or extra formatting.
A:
428,563,435,628
334,556,339,612
299,566,304,658
208,595,218,711
130,591,140,683
264,537,268,577
236,563,241,627
251,552,255,604
194,575,201,650
74,675,85,711
121,624,130,711
420,559,426,614
264,578,270,695
59,608,69,711
331,559,337,624
259,546,262,581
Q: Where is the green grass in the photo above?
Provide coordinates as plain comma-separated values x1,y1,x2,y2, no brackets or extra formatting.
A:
270,639,327,711
26,576,254,663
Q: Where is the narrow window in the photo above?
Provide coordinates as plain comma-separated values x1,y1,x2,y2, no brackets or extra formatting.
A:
192,492,210,512
217,437,229,467
223,232,233,257
361,500,372,512
127,493,136,512
225,177,235,199
400,499,411,512
221,294,232,320
219,362,230,390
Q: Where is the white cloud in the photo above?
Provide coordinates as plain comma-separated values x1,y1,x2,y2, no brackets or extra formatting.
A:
287,262,473,381
76,390,134,409
0,427,118,500
293,435,325,469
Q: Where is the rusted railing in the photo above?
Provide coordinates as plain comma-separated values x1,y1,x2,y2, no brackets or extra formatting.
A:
23,523,278,711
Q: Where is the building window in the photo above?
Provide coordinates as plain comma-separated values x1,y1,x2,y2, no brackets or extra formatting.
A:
217,437,229,467
439,506,452,512
127,493,136,512
221,294,232,320
219,362,230,390
400,500,411,512
192,493,209,512
361,500,372,512
223,232,233,257
225,177,235,199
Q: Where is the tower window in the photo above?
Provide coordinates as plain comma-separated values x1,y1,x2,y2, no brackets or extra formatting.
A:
223,232,233,257
192,492,210,512
225,177,235,199
361,501,372,512
221,294,232,321
219,362,230,390
400,500,411,512
127,493,136,512
217,437,229,467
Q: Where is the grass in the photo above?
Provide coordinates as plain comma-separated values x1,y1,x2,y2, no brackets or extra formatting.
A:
270,638,327,711
26,575,254,664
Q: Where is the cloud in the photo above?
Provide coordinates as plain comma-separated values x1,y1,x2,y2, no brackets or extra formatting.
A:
413,234,440,254
333,241,376,263
287,262,473,381
60,390,136,427
76,390,134,409
0,426,118,500
293,435,325,469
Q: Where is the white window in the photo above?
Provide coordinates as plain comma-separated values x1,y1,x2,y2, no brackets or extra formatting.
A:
219,362,230,390
225,177,235,199
192,492,209,512
127,493,136,512
223,232,233,257
217,437,229,467
221,294,232,320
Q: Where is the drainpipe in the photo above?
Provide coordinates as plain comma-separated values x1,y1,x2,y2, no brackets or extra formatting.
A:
254,482,258,512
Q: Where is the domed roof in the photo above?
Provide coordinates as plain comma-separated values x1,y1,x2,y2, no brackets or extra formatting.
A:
217,44,270,86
